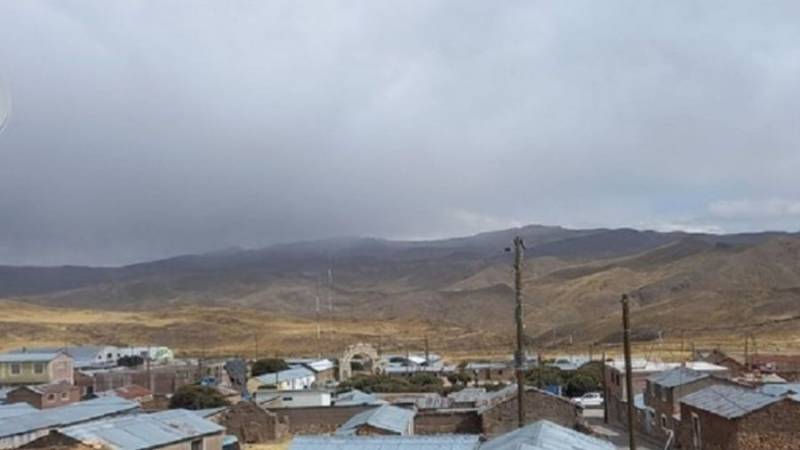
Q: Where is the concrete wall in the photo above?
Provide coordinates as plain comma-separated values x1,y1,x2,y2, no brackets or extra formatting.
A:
269,405,374,435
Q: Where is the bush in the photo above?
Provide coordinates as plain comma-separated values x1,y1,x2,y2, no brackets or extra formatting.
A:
525,366,563,388
447,371,472,386
339,373,444,394
251,358,289,377
169,385,230,410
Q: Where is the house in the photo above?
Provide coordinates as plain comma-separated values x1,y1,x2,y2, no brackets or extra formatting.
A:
27,409,224,450
464,362,515,384
336,404,416,436
285,358,337,384
333,389,379,406
6,383,80,409
98,385,154,403
604,359,728,426
290,435,480,450
247,367,315,393
678,384,800,450
694,349,748,377
476,384,582,437
0,351,74,387
257,390,332,408
212,401,288,444
481,420,615,450
641,367,730,441
0,396,139,449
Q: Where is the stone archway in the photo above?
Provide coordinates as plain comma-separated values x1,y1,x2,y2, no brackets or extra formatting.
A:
339,342,381,381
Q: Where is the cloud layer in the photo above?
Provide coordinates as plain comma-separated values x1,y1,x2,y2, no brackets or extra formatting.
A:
1,1,799,265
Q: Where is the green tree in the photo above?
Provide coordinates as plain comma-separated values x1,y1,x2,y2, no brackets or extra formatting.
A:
251,358,289,377
169,385,230,410
564,373,600,397
447,371,472,386
525,366,563,388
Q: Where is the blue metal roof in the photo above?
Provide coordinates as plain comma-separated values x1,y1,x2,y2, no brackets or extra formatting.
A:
481,420,615,450
0,396,139,438
336,405,415,436
255,367,315,384
0,352,64,363
0,403,37,419
758,383,800,399
647,367,708,388
291,435,480,450
681,384,782,419
62,409,223,450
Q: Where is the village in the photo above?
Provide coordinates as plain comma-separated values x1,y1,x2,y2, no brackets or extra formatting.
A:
0,338,798,450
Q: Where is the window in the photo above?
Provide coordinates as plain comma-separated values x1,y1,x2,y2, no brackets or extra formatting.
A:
61,392,69,400
282,396,293,401
191,439,203,450
34,363,45,374
47,393,56,402
691,413,702,449
660,413,668,429
10,363,20,375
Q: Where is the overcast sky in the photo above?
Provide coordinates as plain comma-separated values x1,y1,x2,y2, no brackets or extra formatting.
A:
1,1,800,266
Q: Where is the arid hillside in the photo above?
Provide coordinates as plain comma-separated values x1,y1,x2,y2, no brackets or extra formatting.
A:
1,225,800,354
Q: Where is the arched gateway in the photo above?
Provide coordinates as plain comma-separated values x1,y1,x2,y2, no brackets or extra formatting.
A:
339,342,381,381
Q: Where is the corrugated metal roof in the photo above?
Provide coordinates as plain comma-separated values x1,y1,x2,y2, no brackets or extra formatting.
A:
334,389,379,406
758,383,800,398
255,367,315,384
647,367,709,388
290,435,480,450
0,396,139,438
336,405,415,436
0,403,37,420
481,420,615,450
680,384,782,419
62,409,223,450
0,352,63,363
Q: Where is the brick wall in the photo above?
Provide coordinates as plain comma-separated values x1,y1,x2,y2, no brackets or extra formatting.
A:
216,401,289,443
735,399,800,450
414,410,482,435
480,388,582,437
269,405,374,435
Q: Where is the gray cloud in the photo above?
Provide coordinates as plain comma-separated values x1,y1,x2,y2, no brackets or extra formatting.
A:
1,1,799,265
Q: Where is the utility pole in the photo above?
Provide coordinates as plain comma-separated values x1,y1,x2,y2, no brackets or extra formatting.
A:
601,351,608,424
621,294,636,450
254,333,259,361
424,335,430,365
512,236,526,428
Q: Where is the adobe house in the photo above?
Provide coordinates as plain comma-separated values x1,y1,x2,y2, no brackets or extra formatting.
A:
477,385,583,437
678,384,800,450
214,401,289,443
336,404,416,436
6,383,80,410
641,367,732,441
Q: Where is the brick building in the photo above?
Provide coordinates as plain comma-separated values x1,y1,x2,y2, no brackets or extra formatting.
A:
477,385,582,437
642,367,731,441
678,384,800,450
604,359,728,426
6,383,80,410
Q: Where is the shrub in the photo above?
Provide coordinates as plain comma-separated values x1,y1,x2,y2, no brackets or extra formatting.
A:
251,358,289,377
117,355,144,367
169,385,230,410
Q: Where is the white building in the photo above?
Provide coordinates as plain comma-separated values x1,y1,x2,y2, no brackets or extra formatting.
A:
247,367,316,393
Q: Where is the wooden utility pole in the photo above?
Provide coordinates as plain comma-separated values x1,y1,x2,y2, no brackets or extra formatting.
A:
513,236,526,428
424,335,430,365
621,294,636,450
601,351,608,424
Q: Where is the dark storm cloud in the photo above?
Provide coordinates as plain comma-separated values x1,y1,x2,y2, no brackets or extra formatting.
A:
1,1,800,265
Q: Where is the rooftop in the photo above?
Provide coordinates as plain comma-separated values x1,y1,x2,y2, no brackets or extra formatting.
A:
62,409,224,450
254,366,315,384
606,359,728,374
334,389,379,406
0,351,66,363
20,382,76,395
0,396,139,438
0,403,37,420
681,384,783,419
481,420,615,450
290,435,480,450
336,404,415,436
647,367,709,388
